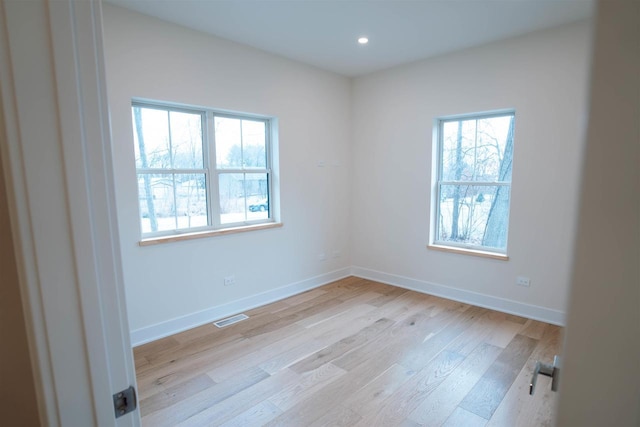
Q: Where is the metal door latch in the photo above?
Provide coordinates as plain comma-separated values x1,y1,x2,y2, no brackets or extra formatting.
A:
113,385,137,418
529,355,561,395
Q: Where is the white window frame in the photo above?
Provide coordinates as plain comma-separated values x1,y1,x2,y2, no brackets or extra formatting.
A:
132,100,275,240
431,110,515,257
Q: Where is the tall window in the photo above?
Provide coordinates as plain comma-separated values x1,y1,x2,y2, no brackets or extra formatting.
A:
132,101,274,237
433,111,515,254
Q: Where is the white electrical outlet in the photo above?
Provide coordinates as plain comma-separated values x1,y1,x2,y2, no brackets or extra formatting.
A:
516,276,531,287
332,250,342,259
319,253,326,261
224,275,236,286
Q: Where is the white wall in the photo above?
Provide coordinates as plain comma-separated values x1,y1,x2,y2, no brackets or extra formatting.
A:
105,4,592,340
351,21,591,322
103,5,352,341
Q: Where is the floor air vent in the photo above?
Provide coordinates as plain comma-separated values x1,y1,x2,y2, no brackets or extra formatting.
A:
213,313,249,328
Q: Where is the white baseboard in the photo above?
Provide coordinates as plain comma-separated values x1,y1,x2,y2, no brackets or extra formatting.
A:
350,266,565,326
131,265,565,346
130,267,352,346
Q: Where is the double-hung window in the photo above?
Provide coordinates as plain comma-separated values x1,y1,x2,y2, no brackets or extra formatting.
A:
132,101,274,238
432,111,515,255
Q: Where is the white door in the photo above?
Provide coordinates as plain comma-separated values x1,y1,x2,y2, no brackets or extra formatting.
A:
0,0,140,425
555,1,640,425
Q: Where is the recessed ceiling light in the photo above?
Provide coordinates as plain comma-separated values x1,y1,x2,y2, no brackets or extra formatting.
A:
358,37,369,45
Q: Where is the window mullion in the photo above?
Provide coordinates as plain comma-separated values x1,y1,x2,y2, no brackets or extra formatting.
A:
266,120,273,215
440,181,511,186
167,110,174,168
208,112,221,229
435,120,444,242
171,173,178,230
137,168,207,174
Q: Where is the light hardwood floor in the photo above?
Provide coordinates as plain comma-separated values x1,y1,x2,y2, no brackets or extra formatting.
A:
134,277,561,426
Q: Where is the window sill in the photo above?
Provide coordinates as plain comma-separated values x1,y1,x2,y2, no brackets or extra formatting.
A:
139,222,283,246
427,244,509,261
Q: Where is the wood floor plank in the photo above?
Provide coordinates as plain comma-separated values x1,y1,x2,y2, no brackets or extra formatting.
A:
484,319,526,348
135,334,251,397
265,345,416,426
354,349,466,426
141,366,269,426
458,334,538,420
267,362,347,411
366,285,410,307
219,400,282,427
241,296,346,338
135,353,151,372
134,277,561,427
138,331,244,373
442,310,501,357
486,324,561,427
205,333,318,382
442,407,489,427
290,317,395,374
299,302,382,342
332,307,454,372
245,299,293,317
136,311,290,379
277,287,328,306
407,342,502,426
176,368,299,427
134,336,180,362
399,305,487,371
307,405,362,427
136,320,304,395
206,303,377,381
258,338,328,375
166,310,279,346
501,313,528,325
519,319,549,340
140,373,215,417
343,363,417,417
294,290,383,328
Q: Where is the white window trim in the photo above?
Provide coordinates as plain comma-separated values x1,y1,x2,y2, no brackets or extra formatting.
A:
132,100,277,241
430,110,515,257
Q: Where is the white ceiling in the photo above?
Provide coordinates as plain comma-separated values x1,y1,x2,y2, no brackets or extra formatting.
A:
105,0,594,76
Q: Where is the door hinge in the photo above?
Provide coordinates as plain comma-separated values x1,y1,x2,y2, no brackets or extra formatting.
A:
113,385,137,418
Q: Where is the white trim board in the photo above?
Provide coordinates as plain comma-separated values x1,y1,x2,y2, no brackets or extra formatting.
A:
130,267,351,346
351,266,566,326
132,265,565,346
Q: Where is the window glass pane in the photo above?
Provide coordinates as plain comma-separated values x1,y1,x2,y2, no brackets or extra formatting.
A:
132,107,171,169
441,115,514,183
219,173,246,224
174,173,208,230
441,119,476,182
215,117,242,168
246,173,269,220
437,184,510,250
241,120,266,168
170,111,203,169
138,173,177,233
475,115,514,182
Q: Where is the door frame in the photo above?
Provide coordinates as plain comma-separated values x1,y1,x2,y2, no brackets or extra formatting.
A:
0,0,139,424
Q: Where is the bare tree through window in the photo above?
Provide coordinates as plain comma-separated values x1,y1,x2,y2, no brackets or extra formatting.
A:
435,112,514,252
